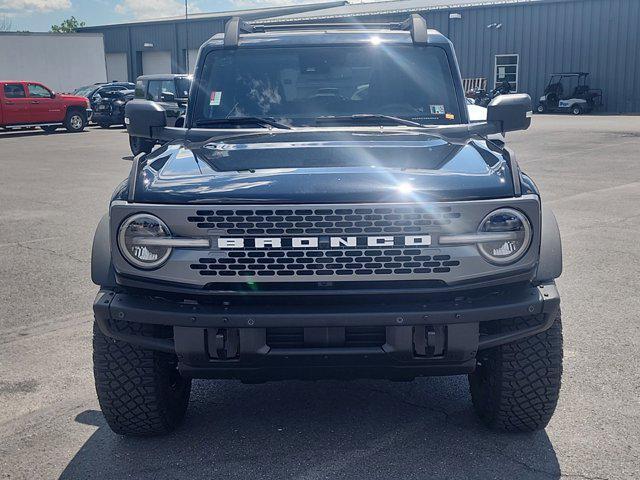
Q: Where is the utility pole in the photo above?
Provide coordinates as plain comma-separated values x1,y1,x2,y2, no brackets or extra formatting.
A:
184,0,190,73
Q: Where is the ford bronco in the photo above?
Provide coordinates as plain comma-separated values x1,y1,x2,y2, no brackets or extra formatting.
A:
92,16,563,436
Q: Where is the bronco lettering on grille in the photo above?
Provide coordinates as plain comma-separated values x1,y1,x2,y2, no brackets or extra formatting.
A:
216,236,431,249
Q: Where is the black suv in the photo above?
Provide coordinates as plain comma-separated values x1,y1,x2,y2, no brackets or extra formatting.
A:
73,82,135,114
128,74,191,155
93,16,563,436
93,89,135,128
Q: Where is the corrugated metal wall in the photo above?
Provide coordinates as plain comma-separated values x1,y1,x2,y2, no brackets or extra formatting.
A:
341,0,640,113
87,0,640,112
86,18,226,81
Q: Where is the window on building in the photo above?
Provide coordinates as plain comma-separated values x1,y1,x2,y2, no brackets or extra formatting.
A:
494,54,519,92
3,84,26,98
28,84,53,98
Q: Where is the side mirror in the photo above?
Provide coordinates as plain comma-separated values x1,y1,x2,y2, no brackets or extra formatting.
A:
487,93,532,133
161,92,176,103
125,99,167,139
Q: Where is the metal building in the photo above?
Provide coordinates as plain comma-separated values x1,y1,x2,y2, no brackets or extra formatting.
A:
262,0,640,113
81,0,640,113
78,2,346,84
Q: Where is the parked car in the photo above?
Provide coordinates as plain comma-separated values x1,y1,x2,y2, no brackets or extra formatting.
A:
94,16,562,437
128,74,191,155
93,89,135,128
0,81,91,133
73,82,136,113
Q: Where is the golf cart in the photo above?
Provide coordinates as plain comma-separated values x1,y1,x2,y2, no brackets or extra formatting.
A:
537,72,602,115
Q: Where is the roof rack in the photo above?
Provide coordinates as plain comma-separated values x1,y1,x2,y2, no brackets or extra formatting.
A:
224,17,255,48
225,14,428,45
392,14,428,45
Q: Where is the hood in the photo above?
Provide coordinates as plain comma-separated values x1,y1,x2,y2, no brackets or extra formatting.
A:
132,130,514,204
58,93,88,103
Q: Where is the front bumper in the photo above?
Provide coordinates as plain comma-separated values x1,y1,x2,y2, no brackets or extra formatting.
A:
92,110,124,125
94,282,560,381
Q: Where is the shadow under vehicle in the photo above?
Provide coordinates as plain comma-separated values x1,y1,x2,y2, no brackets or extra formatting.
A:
90,15,563,437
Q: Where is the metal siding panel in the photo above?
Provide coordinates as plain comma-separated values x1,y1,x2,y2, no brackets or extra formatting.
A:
95,0,640,112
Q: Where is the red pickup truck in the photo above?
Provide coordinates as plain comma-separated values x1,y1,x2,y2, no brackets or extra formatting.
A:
0,81,92,133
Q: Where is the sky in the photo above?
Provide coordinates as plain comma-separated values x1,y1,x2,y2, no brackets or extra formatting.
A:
0,0,365,31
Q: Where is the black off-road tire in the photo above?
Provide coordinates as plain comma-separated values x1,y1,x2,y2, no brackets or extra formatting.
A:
64,110,87,132
469,313,563,432
93,320,191,436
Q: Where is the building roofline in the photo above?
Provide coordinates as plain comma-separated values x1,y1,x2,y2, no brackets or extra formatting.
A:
78,1,347,30
0,32,103,37
260,0,575,23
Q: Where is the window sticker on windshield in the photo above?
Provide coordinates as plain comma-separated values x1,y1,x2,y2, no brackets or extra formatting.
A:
209,91,222,106
430,105,445,115
445,113,455,120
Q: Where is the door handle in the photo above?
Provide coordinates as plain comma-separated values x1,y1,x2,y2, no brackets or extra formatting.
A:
30,100,40,104
5,101,15,105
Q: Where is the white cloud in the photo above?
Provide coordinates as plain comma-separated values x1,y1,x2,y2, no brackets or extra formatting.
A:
0,0,71,14
115,0,201,20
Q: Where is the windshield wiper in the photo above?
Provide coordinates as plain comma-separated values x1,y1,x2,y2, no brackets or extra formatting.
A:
316,114,426,128
195,117,291,130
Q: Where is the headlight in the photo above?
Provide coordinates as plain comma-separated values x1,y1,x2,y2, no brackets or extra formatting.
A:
477,208,532,265
117,214,172,269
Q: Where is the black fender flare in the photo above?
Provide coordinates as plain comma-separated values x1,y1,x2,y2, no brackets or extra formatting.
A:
536,205,563,282
91,214,116,287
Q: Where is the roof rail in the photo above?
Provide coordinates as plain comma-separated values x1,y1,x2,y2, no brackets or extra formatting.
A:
224,16,254,48
391,14,428,45
250,22,403,31
232,14,428,45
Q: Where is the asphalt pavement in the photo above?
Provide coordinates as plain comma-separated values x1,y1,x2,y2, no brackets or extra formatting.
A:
0,117,638,479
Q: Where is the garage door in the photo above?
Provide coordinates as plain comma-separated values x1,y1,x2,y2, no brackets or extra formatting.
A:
142,51,172,75
105,53,128,82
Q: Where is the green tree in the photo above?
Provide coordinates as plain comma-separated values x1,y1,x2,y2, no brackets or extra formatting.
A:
50,16,86,33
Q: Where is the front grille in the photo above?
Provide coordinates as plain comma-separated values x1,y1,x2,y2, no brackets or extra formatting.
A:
187,206,461,236
187,205,462,279
192,249,460,277
266,326,387,349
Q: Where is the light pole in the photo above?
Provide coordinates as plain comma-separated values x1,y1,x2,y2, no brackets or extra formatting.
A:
184,0,190,73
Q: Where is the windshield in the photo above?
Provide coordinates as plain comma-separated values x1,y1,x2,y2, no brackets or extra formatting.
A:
193,45,462,127
73,86,95,97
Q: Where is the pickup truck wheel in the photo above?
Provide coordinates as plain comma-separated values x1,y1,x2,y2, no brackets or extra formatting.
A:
93,320,191,436
469,313,563,432
129,135,155,156
41,125,58,133
64,111,86,132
